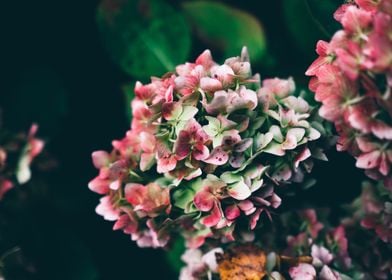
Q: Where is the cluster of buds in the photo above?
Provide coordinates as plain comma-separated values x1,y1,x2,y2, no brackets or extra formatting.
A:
0,124,44,201
306,0,392,189
89,48,326,248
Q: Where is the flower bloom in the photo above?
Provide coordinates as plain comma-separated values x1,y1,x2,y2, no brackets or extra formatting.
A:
90,48,326,248
306,0,392,188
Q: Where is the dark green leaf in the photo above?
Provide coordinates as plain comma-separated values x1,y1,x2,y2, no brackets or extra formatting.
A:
97,0,191,79
282,0,341,56
182,1,266,62
166,238,185,274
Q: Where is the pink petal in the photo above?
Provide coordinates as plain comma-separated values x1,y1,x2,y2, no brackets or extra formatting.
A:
264,141,285,156
306,56,329,76
0,179,13,200
356,137,378,152
201,202,222,227
294,148,311,168
372,121,392,140
356,150,381,169
157,155,177,173
238,200,255,213
195,49,215,69
140,152,155,171
88,177,110,194
341,5,373,34
335,47,359,80
96,196,120,221
225,204,241,220
125,183,146,206
270,193,282,208
175,131,192,160
139,132,156,153
92,151,110,169
227,181,251,200
200,77,222,91
193,145,210,161
194,189,215,211
282,134,298,150
289,263,316,280
203,147,229,165
249,209,263,230
162,102,182,121
379,154,390,176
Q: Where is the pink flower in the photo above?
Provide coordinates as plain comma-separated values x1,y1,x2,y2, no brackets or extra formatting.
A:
289,263,316,280
299,209,324,238
262,77,296,98
340,5,373,35
156,142,178,174
175,119,210,161
125,183,171,217
193,177,228,227
311,65,357,122
113,211,139,235
134,219,170,248
224,47,251,78
355,137,391,177
311,245,333,267
306,31,347,76
175,50,215,96
88,151,111,194
96,196,120,221
203,86,257,115
336,41,366,80
355,0,381,12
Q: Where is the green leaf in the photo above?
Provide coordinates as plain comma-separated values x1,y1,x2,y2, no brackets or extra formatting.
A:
172,179,202,213
123,83,134,121
165,238,186,274
282,0,340,56
182,1,266,62
97,0,191,79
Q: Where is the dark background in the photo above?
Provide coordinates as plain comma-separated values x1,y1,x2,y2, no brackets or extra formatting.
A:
0,0,365,279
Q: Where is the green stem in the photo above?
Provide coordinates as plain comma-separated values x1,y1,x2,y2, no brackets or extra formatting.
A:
304,0,331,38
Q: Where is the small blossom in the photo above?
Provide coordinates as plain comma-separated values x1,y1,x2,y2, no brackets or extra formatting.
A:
289,263,316,280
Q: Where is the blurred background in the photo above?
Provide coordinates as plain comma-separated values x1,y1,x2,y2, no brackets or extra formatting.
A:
0,0,366,279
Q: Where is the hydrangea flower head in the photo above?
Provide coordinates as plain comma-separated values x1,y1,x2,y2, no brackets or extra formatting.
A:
306,0,392,188
90,48,326,249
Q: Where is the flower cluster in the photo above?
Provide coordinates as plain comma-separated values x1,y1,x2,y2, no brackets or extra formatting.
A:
347,181,392,243
89,48,326,248
0,124,44,200
306,0,392,189
179,207,392,279
283,210,352,280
